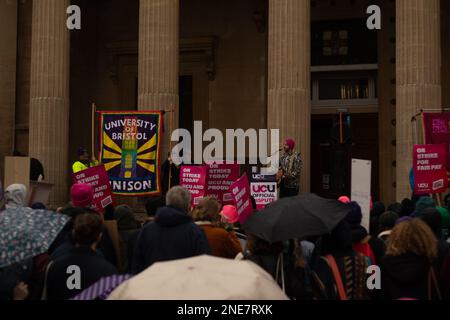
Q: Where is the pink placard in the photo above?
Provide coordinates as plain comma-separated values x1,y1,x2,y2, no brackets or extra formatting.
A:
423,113,450,169
180,166,208,205
206,163,240,205
72,165,114,213
413,144,448,195
230,173,254,224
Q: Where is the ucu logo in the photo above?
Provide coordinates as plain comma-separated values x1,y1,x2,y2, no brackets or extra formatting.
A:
251,184,276,193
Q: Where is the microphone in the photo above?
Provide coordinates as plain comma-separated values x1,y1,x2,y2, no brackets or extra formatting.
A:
269,148,283,157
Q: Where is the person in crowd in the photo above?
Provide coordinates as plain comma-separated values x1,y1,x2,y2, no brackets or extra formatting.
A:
70,183,94,209
144,195,166,221
436,206,450,241
400,198,415,217
381,218,441,300
114,205,141,273
413,197,436,217
219,204,247,250
416,208,449,273
13,150,45,181
131,186,211,274
243,233,284,281
161,152,181,195
369,201,385,237
191,197,242,259
72,147,98,173
4,184,28,209
338,196,350,204
284,239,314,300
442,251,450,299
49,184,117,266
103,204,115,221
0,260,33,300
13,282,29,300
346,202,385,265
377,211,399,243
312,220,369,300
387,202,403,215
43,211,117,300
277,138,302,198
31,202,46,210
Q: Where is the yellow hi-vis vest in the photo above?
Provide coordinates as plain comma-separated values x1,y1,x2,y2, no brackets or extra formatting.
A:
72,161,88,173
72,160,99,173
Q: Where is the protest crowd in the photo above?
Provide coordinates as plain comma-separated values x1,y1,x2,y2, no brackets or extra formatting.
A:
1,138,450,301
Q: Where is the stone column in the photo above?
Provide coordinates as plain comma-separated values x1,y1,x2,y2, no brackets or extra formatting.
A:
138,0,179,159
29,0,70,206
377,0,396,204
396,0,441,201
267,0,311,193
442,0,450,108
0,0,17,179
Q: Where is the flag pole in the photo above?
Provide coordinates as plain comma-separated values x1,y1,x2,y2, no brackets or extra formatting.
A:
91,103,96,160
167,107,175,190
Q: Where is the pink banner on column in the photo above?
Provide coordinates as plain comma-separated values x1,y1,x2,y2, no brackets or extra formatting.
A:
230,173,253,224
180,166,208,205
413,144,448,195
423,113,450,169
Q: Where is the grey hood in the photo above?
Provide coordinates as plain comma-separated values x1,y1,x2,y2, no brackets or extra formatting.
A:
5,184,28,209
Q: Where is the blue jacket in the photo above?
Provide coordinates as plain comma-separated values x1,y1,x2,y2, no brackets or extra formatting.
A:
131,206,211,274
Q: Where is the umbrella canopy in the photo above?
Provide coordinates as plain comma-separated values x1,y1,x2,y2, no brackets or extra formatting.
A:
0,207,70,268
243,193,351,242
72,274,132,300
107,255,288,300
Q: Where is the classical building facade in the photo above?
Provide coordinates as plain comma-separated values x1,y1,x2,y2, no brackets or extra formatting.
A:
0,0,449,206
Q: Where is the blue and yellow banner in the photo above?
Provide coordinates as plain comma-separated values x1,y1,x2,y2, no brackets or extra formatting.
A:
99,111,162,196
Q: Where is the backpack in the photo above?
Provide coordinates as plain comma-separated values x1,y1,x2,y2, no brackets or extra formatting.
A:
353,236,376,266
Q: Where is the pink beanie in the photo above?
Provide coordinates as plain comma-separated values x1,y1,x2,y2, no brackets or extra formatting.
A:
220,205,239,224
338,196,351,204
284,138,295,150
71,183,94,208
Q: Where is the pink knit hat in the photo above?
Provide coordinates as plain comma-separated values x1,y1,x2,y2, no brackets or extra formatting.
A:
284,138,295,150
220,205,239,224
338,196,351,204
71,183,94,208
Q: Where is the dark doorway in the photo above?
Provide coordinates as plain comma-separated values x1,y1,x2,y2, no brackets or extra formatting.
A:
179,75,193,133
311,113,379,200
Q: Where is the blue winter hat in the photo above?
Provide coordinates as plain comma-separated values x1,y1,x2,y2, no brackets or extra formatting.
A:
345,201,362,226
414,197,436,218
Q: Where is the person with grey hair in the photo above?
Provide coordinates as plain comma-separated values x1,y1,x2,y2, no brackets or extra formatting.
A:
165,185,192,211
131,186,211,274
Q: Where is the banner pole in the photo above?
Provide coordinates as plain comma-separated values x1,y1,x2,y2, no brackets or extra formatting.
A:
91,103,96,159
167,107,174,190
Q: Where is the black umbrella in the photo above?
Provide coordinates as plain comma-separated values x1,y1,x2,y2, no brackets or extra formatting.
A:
243,194,351,243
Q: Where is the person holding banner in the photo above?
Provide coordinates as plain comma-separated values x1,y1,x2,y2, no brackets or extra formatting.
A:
278,138,303,198
191,197,242,259
72,147,98,173
161,153,181,195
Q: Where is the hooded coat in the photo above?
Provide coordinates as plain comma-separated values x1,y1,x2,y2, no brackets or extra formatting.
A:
131,206,211,274
313,221,369,300
114,205,141,273
349,224,386,265
4,184,27,209
381,254,438,300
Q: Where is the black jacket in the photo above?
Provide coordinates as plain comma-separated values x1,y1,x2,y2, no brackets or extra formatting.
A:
131,206,211,274
381,254,436,300
45,247,117,300
161,160,180,194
